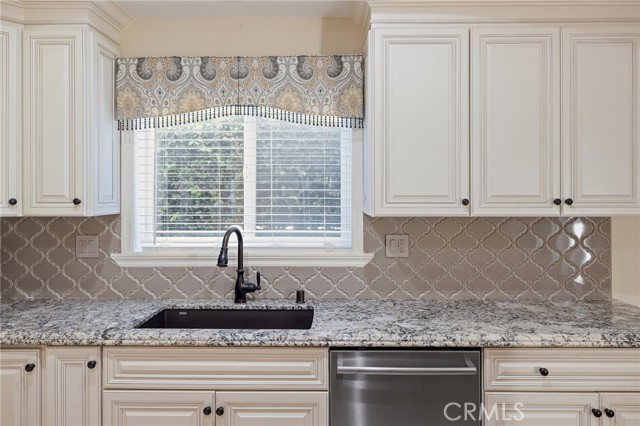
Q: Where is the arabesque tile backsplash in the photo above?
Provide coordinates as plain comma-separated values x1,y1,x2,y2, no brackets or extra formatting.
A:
0,215,611,301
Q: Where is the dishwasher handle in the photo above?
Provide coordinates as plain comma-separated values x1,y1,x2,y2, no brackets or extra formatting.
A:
336,355,477,376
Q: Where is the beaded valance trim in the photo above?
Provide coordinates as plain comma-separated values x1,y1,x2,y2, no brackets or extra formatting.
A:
116,55,364,129
117,105,364,130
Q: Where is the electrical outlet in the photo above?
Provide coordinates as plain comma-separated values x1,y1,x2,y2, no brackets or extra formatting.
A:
385,235,409,258
76,235,99,258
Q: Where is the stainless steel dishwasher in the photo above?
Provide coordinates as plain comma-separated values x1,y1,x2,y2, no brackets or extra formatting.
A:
330,350,481,426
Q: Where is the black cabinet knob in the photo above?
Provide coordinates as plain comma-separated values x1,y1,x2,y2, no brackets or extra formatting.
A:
8,198,17,206
203,406,212,416
73,198,82,205
215,406,224,416
462,198,470,206
539,367,549,376
553,198,561,205
592,408,602,418
24,363,35,372
604,408,615,418
564,198,574,206
87,360,97,369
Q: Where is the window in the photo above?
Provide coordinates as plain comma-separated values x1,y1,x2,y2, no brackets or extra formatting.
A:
114,115,370,267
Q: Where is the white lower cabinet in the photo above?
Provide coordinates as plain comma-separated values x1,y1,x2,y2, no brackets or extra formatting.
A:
216,392,328,426
102,347,330,426
44,347,101,426
0,349,41,426
601,394,640,426
103,391,215,426
484,349,640,426
103,391,328,426
485,392,599,425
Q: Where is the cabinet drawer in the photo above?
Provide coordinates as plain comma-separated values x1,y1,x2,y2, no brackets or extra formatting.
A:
104,347,328,390
485,348,640,392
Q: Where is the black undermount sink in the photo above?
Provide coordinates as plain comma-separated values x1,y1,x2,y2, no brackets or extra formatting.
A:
136,308,314,330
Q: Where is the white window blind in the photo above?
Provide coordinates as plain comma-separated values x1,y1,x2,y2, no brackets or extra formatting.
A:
132,115,352,250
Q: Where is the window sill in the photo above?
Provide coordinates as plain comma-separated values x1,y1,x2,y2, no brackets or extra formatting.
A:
111,250,374,268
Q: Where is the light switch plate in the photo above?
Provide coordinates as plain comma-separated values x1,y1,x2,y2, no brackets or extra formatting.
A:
385,234,409,258
76,235,99,258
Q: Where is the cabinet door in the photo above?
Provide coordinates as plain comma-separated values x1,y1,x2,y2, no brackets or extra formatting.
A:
601,393,640,426
485,392,598,426
0,20,22,216
23,28,85,216
562,26,640,215
89,31,120,215
44,347,100,426
0,349,41,426
471,27,561,216
365,28,469,216
103,391,214,426
216,392,328,426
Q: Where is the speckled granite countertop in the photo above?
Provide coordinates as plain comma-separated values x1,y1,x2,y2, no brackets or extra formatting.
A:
1,298,639,348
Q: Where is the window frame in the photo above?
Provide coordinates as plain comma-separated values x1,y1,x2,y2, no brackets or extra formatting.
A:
112,121,372,268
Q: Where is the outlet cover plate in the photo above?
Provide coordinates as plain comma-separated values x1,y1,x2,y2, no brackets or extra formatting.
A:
385,234,409,258
76,235,99,258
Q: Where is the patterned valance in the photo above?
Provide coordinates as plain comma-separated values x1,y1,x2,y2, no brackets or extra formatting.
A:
115,55,364,129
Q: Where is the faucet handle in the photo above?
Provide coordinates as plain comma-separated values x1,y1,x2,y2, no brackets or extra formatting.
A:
256,271,261,290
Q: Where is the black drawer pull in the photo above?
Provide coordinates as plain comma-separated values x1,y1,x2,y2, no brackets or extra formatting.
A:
538,367,549,376
25,363,35,372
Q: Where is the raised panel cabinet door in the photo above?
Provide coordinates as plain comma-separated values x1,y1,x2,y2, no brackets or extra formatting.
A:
485,392,598,426
89,31,120,215
23,28,85,216
215,391,328,426
103,391,214,426
601,393,640,426
0,349,41,426
562,26,640,215
471,27,561,216
366,28,470,216
0,20,22,217
44,347,100,426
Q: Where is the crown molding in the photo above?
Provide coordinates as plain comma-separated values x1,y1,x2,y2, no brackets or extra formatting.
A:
368,0,640,7
370,17,640,24
367,0,640,24
1,1,132,43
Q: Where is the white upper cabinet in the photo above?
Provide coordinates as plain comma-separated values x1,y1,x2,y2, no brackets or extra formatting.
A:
0,20,22,216
562,26,640,216
364,27,470,216
22,26,120,216
471,27,561,216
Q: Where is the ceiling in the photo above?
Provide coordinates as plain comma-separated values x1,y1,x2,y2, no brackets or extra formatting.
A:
114,0,366,19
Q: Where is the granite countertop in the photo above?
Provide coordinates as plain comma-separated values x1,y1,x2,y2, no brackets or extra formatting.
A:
1,298,639,348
